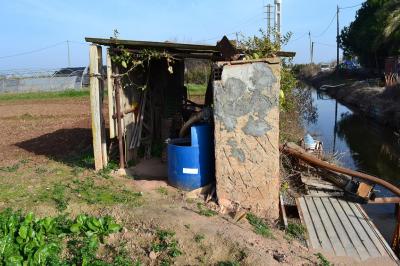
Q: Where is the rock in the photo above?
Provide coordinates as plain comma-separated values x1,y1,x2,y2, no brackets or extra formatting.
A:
149,251,158,260
273,251,286,263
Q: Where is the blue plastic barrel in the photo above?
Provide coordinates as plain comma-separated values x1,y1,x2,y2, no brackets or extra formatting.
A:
167,124,215,190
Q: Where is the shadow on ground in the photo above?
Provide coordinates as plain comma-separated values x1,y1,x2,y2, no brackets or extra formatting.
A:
15,128,94,168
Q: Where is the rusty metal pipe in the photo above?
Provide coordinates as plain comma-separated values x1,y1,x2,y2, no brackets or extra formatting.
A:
281,143,400,197
114,66,125,169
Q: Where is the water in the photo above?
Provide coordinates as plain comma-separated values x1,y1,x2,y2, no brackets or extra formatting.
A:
304,88,400,242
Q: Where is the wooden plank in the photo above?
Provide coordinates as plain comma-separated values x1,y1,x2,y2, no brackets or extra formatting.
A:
338,200,380,258
297,198,321,249
313,197,346,256
106,49,116,139
89,45,104,171
304,197,334,251
321,197,359,258
99,50,108,166
349,203,392,257
356,204,399,262
330,198,370,259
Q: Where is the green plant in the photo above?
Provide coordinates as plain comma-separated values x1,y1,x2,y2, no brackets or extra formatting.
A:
217,261,240,266
197,203,217,217
246,213,272,238
315,252,331,266
151,229,182,264
0,162,20,173
157,187,168,196
52,184,69,212
35,167,47,175
286,223,306,240
0,209,123,265
194,233,205,243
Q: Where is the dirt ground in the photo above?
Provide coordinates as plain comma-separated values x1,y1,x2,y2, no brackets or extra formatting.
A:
0,96,396,265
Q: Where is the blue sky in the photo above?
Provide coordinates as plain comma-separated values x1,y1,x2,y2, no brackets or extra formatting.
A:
0,0,364,70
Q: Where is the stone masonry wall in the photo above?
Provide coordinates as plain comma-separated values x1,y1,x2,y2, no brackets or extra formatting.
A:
213,60,280,219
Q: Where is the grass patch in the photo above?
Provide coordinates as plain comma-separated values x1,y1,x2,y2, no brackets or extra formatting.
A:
197,203,217,217
187,83,207,96
286,222,306,240
0,89,89,101
217,261,240,266
246,213,272,238
194,233,205,243
0,163,20,173
315,252,331,266
157,187,168,195
71,178,143,206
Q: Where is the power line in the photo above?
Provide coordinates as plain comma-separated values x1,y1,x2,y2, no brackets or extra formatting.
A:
312,12,337,38
314,42,336,48
340,3,362,10
196,13,264,43
0,41,67,60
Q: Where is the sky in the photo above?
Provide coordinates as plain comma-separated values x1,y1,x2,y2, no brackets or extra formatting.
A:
0,0,364,71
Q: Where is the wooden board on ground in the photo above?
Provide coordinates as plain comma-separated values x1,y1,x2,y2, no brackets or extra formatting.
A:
297,196,399,262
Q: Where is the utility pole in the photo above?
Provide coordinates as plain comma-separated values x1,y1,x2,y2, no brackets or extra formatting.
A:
265,4,273,39
311,41,314,64
67,40,71,67
309,31,312,64
336,5,340,69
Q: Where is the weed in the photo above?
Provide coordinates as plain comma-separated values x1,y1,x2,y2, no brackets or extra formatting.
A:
217,261,240,266
315,252,330,266
157,187,168,195
286,222,306,240
246,213,273,238
52,183,69,212
184,224,191,229
98,160,119,179
35,166,47,174
151,229,182,263
194,233,205,243
0,162,20,172
197,203,217,217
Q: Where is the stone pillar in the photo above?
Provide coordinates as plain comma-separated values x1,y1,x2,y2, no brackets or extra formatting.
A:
213,59,280,219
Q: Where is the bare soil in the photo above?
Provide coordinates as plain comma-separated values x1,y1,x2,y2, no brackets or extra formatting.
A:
0,97,395,265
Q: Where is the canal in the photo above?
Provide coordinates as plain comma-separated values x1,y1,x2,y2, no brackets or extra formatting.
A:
303,87,400,242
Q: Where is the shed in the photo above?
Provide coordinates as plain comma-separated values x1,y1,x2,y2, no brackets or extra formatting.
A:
85,36,287,218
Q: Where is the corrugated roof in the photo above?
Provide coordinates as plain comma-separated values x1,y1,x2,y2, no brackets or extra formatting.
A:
85,37,219,54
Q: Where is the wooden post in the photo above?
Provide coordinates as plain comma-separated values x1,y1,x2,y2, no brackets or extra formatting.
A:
89,44,105,170
106,49,116,139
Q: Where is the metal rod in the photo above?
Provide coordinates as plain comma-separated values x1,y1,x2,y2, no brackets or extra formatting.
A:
281,143,400,197
114,66,125,169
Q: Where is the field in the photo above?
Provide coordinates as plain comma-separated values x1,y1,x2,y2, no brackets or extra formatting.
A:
0,91,319,265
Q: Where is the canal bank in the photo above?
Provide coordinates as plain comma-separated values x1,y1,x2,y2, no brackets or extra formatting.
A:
307,73,400,132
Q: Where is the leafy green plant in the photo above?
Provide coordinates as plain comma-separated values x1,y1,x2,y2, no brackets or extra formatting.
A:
246,213,272,238
315,252,331,266
151,229,182,264
197,203,217,217
0,208,125,265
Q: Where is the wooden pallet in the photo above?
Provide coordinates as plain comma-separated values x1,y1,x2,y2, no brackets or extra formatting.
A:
297,196,399,262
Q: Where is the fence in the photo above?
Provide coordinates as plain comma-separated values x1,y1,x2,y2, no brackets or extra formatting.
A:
0,67,89,93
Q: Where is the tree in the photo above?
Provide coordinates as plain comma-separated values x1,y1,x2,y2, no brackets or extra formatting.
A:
339,0,400,68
